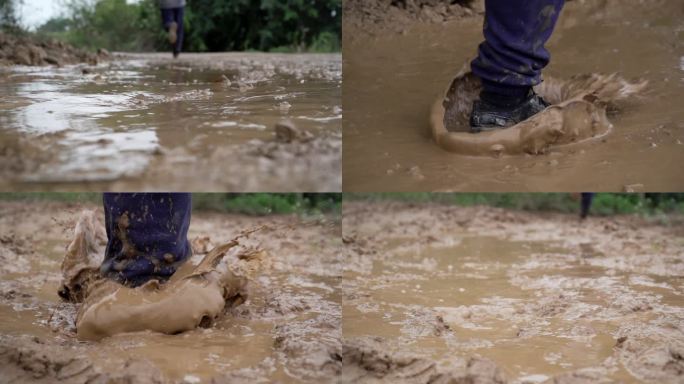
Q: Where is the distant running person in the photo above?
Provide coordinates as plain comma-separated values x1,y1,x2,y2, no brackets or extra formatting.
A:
159,0,186,58
470,0,565,132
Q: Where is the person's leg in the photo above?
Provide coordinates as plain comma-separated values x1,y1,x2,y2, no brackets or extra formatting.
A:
161,8,174,31
101,193,192,287
470,0,565,132
580,193,595,220
161,7,178,50
172,7,185,57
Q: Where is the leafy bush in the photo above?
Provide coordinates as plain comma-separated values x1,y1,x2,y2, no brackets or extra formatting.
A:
35,0,341,53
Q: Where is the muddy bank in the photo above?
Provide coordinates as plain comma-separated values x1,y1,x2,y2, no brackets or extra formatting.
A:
343,0,483,33
0,52,342,192
0,201,342,383
343,0,684,191
342,201,684,383
0,32,109,67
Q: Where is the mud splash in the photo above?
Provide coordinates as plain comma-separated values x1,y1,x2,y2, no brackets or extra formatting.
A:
343,0,684,191
431,70,647,156
342,201,684,383
0,52,342,192
61,211,265,341
0,201,342,382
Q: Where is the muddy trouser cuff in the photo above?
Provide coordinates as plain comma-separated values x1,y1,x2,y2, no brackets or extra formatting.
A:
101,193,192,287
471,0,565,94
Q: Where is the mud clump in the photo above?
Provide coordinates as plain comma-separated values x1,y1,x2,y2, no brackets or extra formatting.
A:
58,210,106,303
0,32,109,67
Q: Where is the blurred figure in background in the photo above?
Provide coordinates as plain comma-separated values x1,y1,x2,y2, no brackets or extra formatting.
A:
159,0,186,58
580,193,595,220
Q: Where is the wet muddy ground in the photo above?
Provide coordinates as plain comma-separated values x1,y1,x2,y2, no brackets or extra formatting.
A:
0,201,342,383
343,0,684,192
341,201,684,383
0,52,341,192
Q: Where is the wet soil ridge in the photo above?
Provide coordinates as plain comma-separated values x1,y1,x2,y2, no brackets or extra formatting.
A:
0,32,109,67
344,0,483,32
431,69,647,156
342,201,684,383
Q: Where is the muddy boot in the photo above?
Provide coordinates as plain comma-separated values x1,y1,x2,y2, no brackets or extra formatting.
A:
470,90,550,133
168,21,178,45
58,210,107,303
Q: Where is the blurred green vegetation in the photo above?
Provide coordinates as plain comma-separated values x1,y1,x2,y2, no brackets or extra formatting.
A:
31,0,340,53
346,193,684,216
0,0,21,32
0,193,341,216
2,194,682,217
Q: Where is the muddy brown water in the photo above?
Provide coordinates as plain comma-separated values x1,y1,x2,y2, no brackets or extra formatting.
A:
0,202,342,383
341,202,684,383
0,52,342,192
343,1,684,192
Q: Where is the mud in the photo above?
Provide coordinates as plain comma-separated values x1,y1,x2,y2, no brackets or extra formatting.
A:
0,52,341,192
0,200,342,382
431,70,647,156
343,0,483,33
343,0,684,191
342,201,684,383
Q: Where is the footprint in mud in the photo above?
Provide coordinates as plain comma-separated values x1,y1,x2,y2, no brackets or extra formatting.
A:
59,210,267,341
430,68,647,157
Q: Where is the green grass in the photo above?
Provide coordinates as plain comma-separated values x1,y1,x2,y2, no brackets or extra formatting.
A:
2,193,681,217
0,193,341,216
345,193,684,216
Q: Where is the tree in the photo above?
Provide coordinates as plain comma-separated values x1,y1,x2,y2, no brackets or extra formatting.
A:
0,0,21,31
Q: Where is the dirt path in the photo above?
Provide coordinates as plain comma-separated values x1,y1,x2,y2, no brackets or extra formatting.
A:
342,201,684,383
342,0,684,192
0,51,341,192
0,201,342,383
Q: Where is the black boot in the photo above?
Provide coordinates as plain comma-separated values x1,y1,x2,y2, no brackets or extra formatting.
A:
469,89,550,133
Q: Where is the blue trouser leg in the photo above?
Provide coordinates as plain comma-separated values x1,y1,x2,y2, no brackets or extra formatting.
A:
161,7,184,54
471,0,565,97
580,193,595,219
101,193,192,287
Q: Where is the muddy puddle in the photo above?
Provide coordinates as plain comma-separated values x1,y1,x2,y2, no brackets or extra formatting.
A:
0,52,342,192
343,0,684,192
342,201,684,383
0,201,342,383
